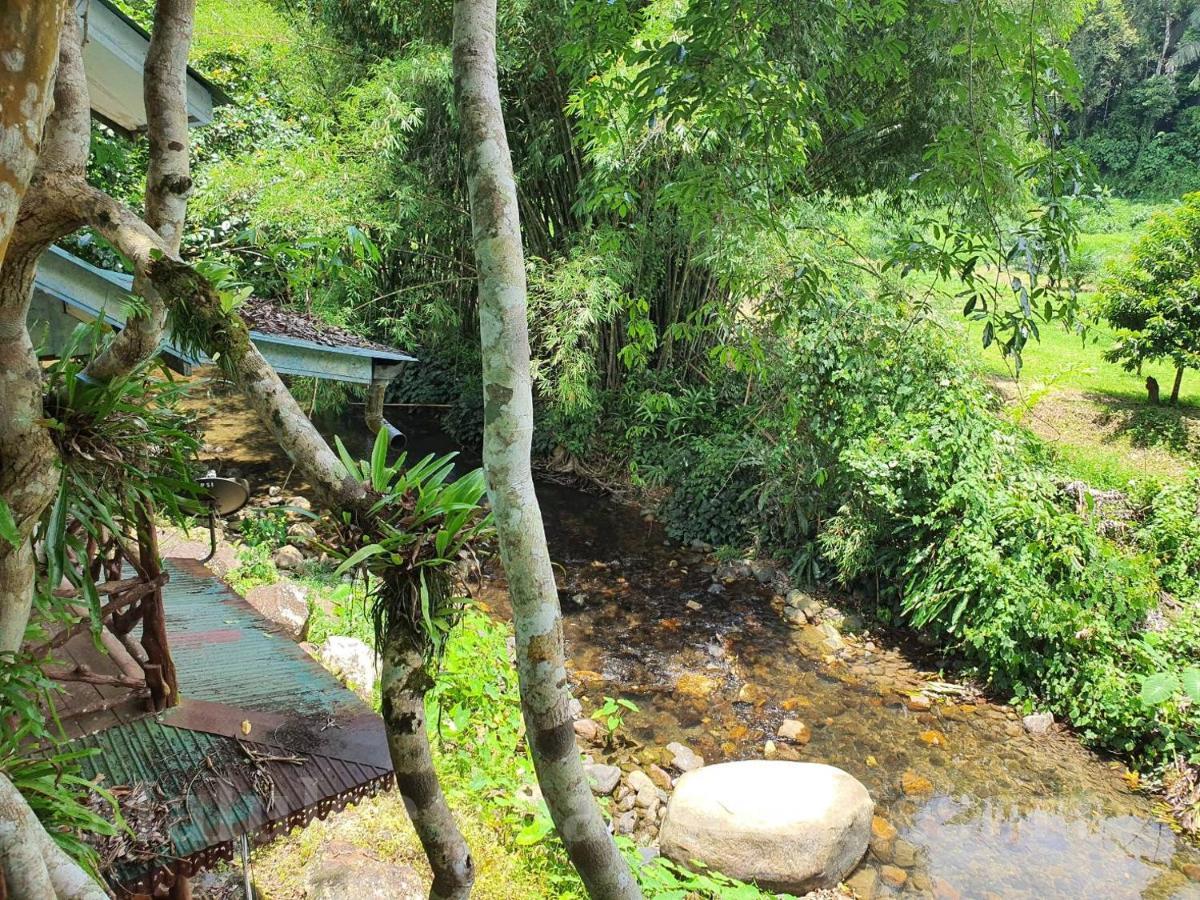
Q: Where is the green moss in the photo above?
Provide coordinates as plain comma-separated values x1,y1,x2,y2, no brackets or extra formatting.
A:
147,256,254,375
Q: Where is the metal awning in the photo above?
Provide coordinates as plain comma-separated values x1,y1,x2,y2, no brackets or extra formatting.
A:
29,245,416,385
81,0,227,132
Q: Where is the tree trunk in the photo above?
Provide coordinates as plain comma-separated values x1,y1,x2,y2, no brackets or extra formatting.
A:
0,773,109,900
1170,364,1184,404
380,641,475,900
451,3,641,897
0,0,69,653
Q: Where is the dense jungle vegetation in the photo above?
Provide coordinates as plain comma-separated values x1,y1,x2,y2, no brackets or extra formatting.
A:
100,0,1200,801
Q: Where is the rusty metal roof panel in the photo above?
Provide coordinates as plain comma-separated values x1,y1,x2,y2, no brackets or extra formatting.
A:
65,559,393,895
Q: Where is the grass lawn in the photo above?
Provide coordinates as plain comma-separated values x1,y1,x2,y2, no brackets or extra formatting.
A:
918,199,1200,486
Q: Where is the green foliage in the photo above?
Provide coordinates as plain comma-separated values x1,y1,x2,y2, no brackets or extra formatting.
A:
1098,192,1200,400
228,543,279,595
1069,0,1200,197
237,508,290,549
38,326,202,631
0,654,123,883
327,431,493,663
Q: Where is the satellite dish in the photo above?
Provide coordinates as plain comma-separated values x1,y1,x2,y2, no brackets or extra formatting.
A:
198,475,250,516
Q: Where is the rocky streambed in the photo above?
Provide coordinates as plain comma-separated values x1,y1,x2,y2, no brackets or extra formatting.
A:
187,383,1200,899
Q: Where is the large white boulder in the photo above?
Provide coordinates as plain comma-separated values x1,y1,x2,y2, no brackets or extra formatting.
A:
319,636,379,697
659,760,872,894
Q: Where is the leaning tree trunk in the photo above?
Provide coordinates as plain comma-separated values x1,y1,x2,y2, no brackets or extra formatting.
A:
381,640,475,900
452,2,641,897
0,0,69,654
1170,364,1184,405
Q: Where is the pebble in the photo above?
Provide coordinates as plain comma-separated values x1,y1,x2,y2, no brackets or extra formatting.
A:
666,741,705,772
846,867,879,899
1022,711,1054,735
647,764,673,790
778,719,812,744
584,763,621,795
892,838,918,868
880,865,908,888
614,810,637,835
573,718,603,743
900,770,934,796
870,816,897,862
919,729,949,748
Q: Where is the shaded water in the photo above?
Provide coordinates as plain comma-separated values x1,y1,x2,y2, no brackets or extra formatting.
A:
205,389,1200,899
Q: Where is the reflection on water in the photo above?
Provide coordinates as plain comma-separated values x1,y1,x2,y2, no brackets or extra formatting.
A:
234,402,1200,898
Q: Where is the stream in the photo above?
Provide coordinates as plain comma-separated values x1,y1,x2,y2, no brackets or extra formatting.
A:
196,384,1200,900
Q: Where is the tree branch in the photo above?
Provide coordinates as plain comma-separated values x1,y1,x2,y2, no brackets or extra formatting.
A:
86,0,197,381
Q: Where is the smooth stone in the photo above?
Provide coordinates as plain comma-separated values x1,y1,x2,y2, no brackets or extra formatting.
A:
778,719,812,744
869,816,897,861
880,865,908,888
659,761,873,894
1023,711,1054,735
900,770,934,797
892,838,918,868
676,673,719,699
846,866,879,900
272,544,305,570
573,718,604,743
666,741,705,772
585,763,621,795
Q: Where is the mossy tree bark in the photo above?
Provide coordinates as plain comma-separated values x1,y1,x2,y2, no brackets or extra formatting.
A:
380,641,475,900
452,2,641,897
0,0,69,654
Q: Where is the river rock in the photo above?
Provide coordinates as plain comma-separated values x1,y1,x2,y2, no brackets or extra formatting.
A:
273,544,306,570
666,741,704,772
880,865,908,888
1022,711,1054,735
778,719,811,744
319,636,379,696
659,761,873,894
900,770,934,797
869,816,897,861
614,810,637,835
783,607,807,627
648,764,673,790
287,522,318,542
585,763,622,795
846,866,879,899
573,717,604,743
676,673,719,699
244,580,309,638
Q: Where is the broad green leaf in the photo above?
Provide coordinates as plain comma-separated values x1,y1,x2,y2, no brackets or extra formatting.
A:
1139,672,1179,706
1181,668,1200,704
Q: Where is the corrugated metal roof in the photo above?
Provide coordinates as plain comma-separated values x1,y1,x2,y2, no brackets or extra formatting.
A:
67,559,393,894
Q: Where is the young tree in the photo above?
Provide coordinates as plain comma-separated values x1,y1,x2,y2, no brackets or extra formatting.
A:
452,2,641,897
1099,192,1200,404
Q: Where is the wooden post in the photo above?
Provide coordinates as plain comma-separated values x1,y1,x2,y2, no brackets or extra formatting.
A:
136,509,177,709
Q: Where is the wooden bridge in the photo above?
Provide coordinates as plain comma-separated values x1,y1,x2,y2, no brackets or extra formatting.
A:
52,554,392,898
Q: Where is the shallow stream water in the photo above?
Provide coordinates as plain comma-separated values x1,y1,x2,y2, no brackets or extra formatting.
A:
197,387,1200,899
